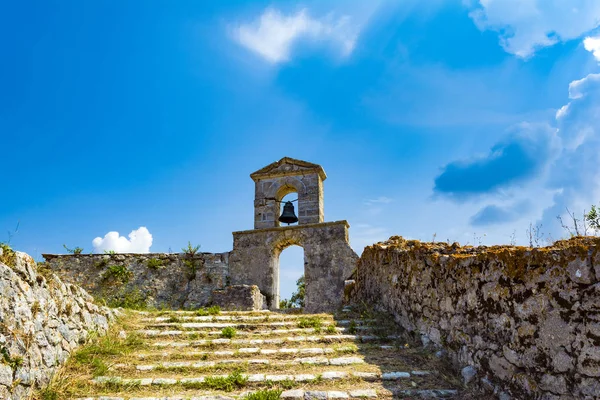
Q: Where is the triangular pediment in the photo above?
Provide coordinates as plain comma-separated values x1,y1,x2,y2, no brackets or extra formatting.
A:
250,157,327,181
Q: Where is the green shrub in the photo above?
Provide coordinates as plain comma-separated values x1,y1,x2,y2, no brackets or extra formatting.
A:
221,326,237,338
103,288,147,310
325,324,337,334
182,241,201,256
63,244,83,254
183,259,199,277
146,258,163,270
182,242,202,278
101,265,133,284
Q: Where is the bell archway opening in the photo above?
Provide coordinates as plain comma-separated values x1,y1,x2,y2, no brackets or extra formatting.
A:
277,191,299,227
276,244,305,309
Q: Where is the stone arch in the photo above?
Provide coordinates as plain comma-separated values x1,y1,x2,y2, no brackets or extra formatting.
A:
271,235,305,308
230,221,358,312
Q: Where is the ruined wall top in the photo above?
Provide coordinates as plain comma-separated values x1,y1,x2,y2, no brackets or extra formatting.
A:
251,157,326,229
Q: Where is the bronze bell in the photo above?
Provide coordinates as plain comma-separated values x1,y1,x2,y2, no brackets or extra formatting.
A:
279,201,299,225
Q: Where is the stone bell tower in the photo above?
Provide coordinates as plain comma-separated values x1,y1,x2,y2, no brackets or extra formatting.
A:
251,157,326,229
229,157,358,313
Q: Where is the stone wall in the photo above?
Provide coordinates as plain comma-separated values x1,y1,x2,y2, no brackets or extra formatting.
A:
351,236,600,399
0,249,114,400
43,252,230,310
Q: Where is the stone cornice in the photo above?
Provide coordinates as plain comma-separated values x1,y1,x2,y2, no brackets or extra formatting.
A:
232,220,349,235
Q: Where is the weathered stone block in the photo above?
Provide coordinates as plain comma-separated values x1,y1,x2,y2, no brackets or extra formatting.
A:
211,285,266,311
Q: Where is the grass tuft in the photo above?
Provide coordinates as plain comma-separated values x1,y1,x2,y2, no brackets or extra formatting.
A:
0,243,16,268
195,305,221,316
181,370,247,391
244,389,282,400
221,326,237,338
297,316,322,329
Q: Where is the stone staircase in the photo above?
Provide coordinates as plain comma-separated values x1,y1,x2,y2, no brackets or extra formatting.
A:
42,306,464,399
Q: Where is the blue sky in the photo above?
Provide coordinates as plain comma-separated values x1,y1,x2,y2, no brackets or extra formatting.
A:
2,0,600,299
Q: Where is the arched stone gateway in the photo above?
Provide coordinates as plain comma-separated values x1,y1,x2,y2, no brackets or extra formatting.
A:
229,157,358,313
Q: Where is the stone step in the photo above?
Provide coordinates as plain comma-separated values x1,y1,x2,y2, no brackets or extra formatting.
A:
142,320,373,330
137,327,368,336
74,389,379,400
134,310,275,315
75,387,459,400
113,356,366,371
75,387,460,400
141,313,369,319
149,334,400,347
280,388,458,399
134,344,389,359
142,315,375,323
91,369,433,386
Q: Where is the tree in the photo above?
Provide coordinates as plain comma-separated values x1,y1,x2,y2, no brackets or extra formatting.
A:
279,275,305,309
585,205,600,232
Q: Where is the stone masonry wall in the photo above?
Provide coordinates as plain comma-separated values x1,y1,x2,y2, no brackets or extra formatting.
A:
0,249,114,400
230,221,358,312
43,252,230,310
352,236,600,399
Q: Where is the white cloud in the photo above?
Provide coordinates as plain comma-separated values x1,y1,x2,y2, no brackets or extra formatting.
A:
364,196,393,206
539,73,600,237
467,0,600,57
363,196,393,217
92,227,153,254
584,35,600,61
232,8,358,64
